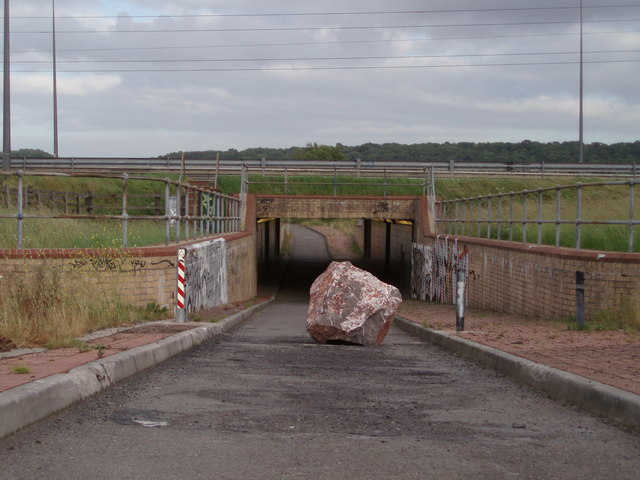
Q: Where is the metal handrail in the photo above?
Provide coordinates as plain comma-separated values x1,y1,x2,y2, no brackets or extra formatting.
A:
240,163,433,196
436,179,640,252
0,171,242,249
7,156,639,178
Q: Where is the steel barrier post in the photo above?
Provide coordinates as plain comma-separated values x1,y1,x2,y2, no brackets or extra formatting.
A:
176,248,187,323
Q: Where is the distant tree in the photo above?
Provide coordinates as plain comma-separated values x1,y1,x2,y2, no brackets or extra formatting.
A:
302,142,345,161
12,148,53,158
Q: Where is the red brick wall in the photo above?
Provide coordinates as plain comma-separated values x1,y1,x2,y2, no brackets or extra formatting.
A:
418,235,640,319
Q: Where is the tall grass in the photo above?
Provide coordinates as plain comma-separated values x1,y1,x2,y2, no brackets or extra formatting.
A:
0,208,173,249
0,262,170,347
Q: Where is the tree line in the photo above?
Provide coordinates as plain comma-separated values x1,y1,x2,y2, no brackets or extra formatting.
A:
163,140,640,164
11,140,640,164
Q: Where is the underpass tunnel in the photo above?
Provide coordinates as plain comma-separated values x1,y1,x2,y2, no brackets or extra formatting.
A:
256,217,414,300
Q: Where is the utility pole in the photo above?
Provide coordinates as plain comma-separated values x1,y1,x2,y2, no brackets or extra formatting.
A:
578,0,584,164
2,0,11,171
52,0,59,158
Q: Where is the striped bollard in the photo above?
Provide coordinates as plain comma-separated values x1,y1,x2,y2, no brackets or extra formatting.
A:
176,248,187,323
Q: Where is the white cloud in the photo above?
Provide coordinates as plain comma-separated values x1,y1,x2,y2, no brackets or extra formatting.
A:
12,74,122,96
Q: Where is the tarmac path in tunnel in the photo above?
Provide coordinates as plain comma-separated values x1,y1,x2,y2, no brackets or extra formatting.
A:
1,225,639,479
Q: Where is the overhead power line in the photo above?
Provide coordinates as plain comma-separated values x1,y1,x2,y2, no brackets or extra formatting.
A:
12,18,640,34
12,58,640,74
12,49,640,65
8,4,640,20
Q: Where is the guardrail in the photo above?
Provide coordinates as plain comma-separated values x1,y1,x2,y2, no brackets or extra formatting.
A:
5,156,638,178
238,164,435,196
436,180,640,253
0,171,242,249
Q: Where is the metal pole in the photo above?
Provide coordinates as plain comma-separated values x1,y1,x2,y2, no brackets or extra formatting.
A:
537,189,543,245
555,187,561,247
455,267,465,332
164,178,170,245
578,0,584,164
522,193,528,243
16,170,22,248
487,198,492,239
497,195,502,240
576,183,582,249
52,0,58,158
629,181,635,253
2,0,11,171
509,192,514,242
121,173,128,247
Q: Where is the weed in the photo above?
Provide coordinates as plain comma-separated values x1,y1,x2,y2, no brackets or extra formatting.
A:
10,364,31,374
0,263,172,348
559,300,640,332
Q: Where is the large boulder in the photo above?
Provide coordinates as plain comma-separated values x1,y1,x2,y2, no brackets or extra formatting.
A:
306,261,402,347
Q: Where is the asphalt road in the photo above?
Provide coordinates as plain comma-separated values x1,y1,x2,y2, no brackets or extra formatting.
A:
1,225,639,479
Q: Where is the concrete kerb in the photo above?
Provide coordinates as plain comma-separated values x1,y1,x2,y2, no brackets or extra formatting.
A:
0,297,274,440
394,316,640,432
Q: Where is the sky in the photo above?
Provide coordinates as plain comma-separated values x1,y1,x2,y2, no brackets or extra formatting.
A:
2,0,640,157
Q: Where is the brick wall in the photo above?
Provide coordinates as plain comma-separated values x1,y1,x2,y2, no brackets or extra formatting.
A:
0,197,258,312
416,235,640,320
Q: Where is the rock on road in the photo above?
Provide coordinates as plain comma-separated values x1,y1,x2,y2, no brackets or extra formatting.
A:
1,225,639,479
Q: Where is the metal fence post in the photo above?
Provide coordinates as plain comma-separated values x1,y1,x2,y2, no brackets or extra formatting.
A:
121,173,129,248
185,185,190,240
175,184,182,243
576,183,582,249
537,188,543,245
497,195,503,240
487,198,492,239
16,171,23,249
522,192,528,243
509,192,514,242
555,187,561,247
164,178,171,246
629,180,635,253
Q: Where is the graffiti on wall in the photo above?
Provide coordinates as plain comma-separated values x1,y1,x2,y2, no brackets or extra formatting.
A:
411,236,469,304
68,257,157,274
184,238,228,313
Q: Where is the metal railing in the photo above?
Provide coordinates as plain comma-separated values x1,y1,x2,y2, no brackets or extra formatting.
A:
0,171,242,249
436,180,640,253
7,156,639,178
239,163,435,196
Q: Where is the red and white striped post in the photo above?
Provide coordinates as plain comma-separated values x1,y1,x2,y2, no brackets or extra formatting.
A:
176,248,187,323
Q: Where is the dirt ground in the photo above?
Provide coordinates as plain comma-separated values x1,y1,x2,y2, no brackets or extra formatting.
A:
309,223,640,396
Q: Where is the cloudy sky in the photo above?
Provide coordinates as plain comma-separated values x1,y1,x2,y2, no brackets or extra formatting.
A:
3,0,640,157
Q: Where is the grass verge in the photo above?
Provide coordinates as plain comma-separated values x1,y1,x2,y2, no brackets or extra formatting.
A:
0,262,170,348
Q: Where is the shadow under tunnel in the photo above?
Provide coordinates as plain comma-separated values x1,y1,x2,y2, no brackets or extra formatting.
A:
260,222,410,303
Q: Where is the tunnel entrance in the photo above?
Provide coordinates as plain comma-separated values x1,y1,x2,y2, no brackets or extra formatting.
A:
257,217,414,299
